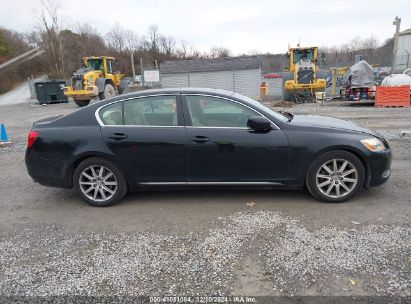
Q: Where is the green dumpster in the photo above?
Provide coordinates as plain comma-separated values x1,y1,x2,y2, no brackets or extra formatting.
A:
34,81,68,104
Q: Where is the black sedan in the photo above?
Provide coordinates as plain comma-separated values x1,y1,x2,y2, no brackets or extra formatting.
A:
25,88,391,207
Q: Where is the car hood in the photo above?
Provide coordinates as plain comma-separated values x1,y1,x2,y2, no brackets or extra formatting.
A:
289,115,381,138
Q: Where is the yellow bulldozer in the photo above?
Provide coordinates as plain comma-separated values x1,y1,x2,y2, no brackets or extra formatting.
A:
64,56,130,107
282,46,326,102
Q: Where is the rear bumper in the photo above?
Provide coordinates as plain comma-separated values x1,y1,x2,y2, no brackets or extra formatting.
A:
25,149,71,188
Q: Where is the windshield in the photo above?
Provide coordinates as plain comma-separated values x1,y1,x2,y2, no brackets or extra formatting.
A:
293,48,315,63
232,93,288,123
86,59,104,71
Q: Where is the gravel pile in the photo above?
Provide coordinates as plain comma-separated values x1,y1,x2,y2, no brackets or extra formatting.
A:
0,212,409,296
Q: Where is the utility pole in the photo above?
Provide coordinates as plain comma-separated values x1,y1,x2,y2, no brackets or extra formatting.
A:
140,57,145,86
0,47,44,71
130,52,136,78
392,16,401,71
393,16,401,54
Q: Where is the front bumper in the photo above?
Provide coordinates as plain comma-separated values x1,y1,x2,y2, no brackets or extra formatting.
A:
64,86,98,100
367,149,392,187
285,79,327,91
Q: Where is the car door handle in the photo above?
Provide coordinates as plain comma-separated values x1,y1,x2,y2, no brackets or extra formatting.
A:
191,136,209,143
108,133,128,140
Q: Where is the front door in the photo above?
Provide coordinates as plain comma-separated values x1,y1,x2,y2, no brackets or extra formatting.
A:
99,94,187,184
183,95,290,183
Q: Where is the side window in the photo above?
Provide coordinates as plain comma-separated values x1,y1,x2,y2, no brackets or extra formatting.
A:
107,60,113,74
186,95,260,128
99,102,123,125
124,95,178,126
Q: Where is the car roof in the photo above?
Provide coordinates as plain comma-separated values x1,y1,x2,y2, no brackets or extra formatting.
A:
125,87,236,97
55,87,288,127
93,87,237,108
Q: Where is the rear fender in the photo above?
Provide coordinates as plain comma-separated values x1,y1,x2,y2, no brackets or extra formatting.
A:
66,151,128,188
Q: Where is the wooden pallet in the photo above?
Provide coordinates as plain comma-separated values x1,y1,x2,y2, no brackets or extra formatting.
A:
375,104,410,108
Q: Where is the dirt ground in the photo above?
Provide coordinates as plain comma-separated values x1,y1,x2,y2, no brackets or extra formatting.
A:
0,98,410,300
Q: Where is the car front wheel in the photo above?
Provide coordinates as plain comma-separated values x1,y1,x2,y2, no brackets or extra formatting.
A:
73,157,127,207
306,150,365,203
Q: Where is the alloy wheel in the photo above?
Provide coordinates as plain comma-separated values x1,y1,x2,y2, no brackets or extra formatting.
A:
315,158,358,199
79,165,118,202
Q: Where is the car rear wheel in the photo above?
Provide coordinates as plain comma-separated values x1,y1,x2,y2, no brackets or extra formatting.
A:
73,157,127,207
306,150,365,203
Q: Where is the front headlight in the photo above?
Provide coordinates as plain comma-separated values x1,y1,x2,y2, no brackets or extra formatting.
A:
361,138,386,152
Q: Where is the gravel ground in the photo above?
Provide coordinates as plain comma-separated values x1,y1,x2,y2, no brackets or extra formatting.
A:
0,211,409,297
0,99,410,300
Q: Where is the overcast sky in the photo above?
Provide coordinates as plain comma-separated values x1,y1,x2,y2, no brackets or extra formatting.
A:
1,0,410,54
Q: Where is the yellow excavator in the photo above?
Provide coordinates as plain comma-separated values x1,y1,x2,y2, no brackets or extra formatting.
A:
64,56,129,107
282,47,326,102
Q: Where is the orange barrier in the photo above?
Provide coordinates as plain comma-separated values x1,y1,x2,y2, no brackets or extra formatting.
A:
375,85,410,107
260,82,269,97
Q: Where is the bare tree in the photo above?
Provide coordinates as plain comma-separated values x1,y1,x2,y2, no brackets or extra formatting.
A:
124,29,139,52
106,23,126,52
175,40,188,59
0,27,45,93
247,49,260,56
209,46,231,58
160,35,176,56
147,24,160,55
320,36,387,68
61,24,109,74
75,23,98,36
35,0,65,76
188,46,201,59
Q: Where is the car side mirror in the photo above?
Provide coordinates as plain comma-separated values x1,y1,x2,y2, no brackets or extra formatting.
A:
247,116,272,131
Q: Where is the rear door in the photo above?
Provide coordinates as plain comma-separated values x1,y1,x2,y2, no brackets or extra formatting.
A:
99,94,187,184
182,94,290,183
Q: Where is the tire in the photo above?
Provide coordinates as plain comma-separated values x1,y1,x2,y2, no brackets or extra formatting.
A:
74,99,90,107
283,90,296,102
295,89,313,103
305,150,365,203
281,72,294,102
73,157,127,207
98,83,115,100
119,78,132,95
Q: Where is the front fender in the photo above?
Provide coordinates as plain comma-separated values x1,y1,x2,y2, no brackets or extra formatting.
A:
284,129,370,186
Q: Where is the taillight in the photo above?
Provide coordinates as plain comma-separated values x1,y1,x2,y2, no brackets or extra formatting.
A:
27,131,39,148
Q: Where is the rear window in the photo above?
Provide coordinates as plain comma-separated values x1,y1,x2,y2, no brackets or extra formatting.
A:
123,96,178,126
99,102,122,125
